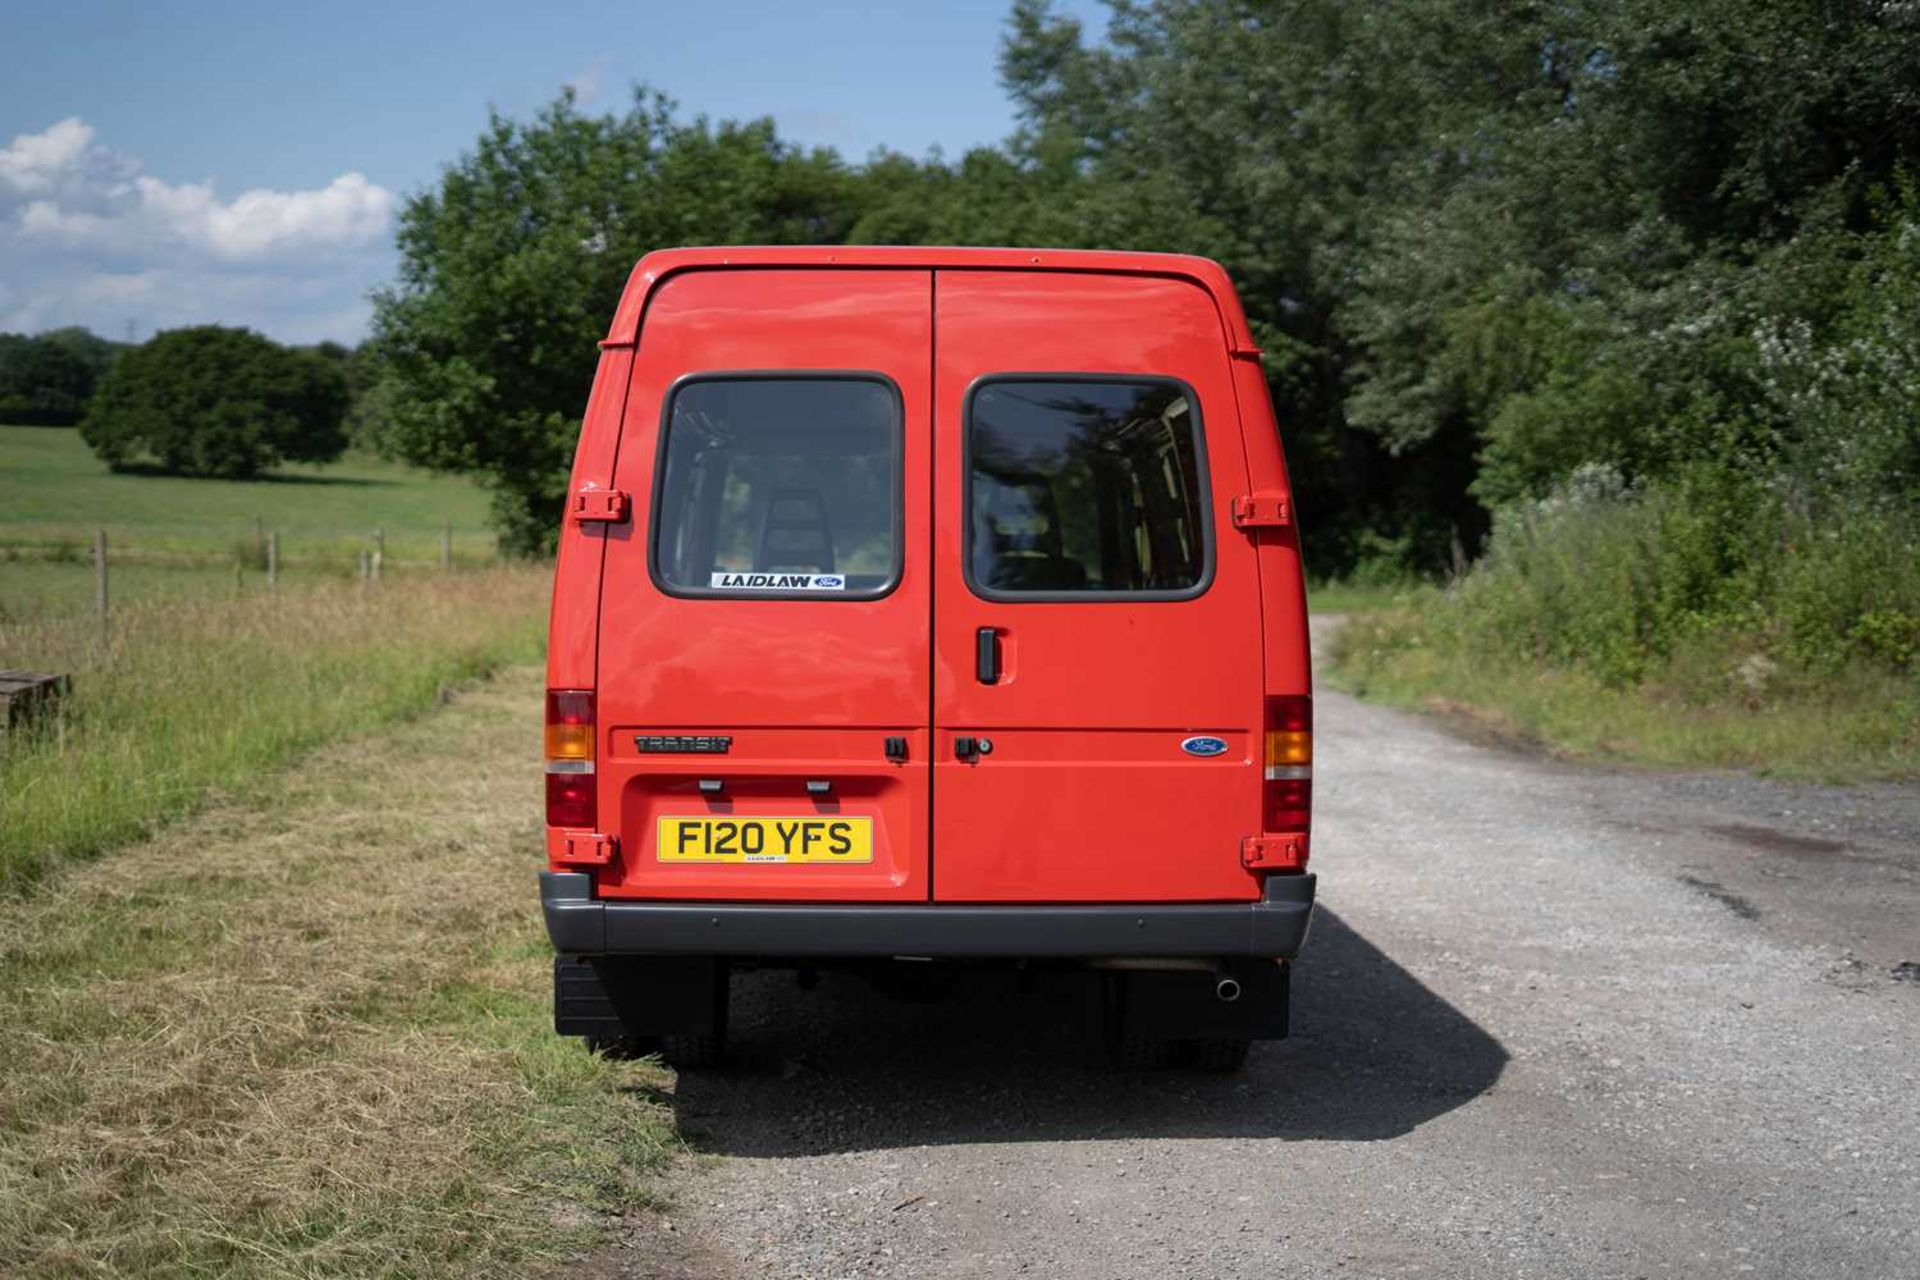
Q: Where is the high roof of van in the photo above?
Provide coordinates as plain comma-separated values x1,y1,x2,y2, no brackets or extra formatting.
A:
603,246,1259,355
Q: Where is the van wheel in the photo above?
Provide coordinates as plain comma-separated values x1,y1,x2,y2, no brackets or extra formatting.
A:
1183,1037,1251,1072
660,1031,726,1070
1109,1032,1175,1070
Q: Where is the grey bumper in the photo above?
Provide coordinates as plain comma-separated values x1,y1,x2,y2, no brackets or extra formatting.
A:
539,870,1315,960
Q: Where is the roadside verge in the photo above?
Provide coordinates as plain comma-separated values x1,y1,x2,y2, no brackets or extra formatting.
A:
2,566,550,887
0,666,676,1277
1323,605,1920,781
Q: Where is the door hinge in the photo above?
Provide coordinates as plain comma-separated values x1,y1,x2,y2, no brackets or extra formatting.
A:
558,831,618,866
1242,834,1307,870
1231,493,1292,530
570,488,630,523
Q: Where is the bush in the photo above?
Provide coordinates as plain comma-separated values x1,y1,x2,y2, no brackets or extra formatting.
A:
1438,465,1918,687
80,326,349,478
1331,473,1920,775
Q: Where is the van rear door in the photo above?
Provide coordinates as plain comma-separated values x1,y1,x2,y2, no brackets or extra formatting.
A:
931,270,1264,902
594,268,932,902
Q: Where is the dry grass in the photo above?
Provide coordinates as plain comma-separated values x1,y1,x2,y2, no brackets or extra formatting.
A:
1,566,549,886
0,667,679,1277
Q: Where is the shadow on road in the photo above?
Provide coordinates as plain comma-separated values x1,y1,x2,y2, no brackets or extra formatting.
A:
672,909,1506,1156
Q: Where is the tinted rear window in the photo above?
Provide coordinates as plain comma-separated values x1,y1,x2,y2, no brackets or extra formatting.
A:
966,378,1210,597
652,377,901,597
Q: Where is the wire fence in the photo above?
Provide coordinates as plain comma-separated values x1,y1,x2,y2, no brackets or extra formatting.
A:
1,521,502,631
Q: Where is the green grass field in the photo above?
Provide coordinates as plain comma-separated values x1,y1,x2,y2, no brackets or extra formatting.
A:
0,424,550,882
1,424,504,624
0,424,496,564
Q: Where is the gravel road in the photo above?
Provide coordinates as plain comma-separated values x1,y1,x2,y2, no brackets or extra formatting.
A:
597,628,1920,1279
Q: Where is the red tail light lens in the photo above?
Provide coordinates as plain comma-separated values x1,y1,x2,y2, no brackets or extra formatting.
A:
1262,694,1312,834
546,770,596,828
1263,777,1312,831
545,688,596,828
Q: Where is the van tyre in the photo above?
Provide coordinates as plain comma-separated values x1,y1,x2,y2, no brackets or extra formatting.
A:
1108,1031,1175,1070
660,1031,726,1070
660,959,732,1069
1183,1036,1252,1073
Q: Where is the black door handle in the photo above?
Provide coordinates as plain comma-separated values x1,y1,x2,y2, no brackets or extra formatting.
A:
976,627,1001,684
953,736,993,761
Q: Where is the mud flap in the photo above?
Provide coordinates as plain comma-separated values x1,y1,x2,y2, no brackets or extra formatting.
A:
553,955,729,1039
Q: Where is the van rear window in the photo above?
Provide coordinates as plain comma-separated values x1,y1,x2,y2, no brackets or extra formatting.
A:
966,378,1210,598
652,376,901,597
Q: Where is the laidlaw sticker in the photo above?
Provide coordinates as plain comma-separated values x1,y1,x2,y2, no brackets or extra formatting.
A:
710,571,847,591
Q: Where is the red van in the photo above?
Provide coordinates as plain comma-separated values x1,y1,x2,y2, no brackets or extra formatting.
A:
541,247,1314,1070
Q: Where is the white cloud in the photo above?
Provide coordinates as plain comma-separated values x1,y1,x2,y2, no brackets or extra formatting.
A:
10,124,392,261
213,172,391,256
0,118,396,342
0,117,98,194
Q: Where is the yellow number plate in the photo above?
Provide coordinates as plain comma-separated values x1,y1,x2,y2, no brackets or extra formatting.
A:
656,816,874,864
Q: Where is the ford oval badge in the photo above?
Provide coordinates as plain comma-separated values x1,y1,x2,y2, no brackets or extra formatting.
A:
1181,735,1229,758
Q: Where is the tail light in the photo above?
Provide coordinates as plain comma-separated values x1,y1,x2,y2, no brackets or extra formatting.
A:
1262,694,1312,834
545,689,596,828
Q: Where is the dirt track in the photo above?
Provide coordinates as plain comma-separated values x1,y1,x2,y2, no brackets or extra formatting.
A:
594,628,1920,1280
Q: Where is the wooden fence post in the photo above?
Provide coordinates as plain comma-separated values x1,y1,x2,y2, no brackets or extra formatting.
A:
358,549,370,588
93,528,109,636
372,528,385,584
267,531,280,591
442,519,453,571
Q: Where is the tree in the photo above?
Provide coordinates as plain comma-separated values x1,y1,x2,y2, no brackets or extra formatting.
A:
986,0,1559,572
990,0,1920,571
368,89,869,553
0,330,109,425
39,326,122,386
367,2,1919,573
80,326,349,478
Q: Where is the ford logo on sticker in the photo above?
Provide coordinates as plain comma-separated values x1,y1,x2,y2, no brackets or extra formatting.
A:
814,575,845,589
1181,735,1229,757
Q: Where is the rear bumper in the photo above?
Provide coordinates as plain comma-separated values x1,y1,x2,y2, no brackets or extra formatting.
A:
539,870,1315,960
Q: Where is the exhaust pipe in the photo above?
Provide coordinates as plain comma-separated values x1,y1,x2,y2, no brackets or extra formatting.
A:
1214,975,1242,1003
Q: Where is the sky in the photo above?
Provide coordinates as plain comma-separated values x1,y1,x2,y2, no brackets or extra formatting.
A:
0,0,1109,345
